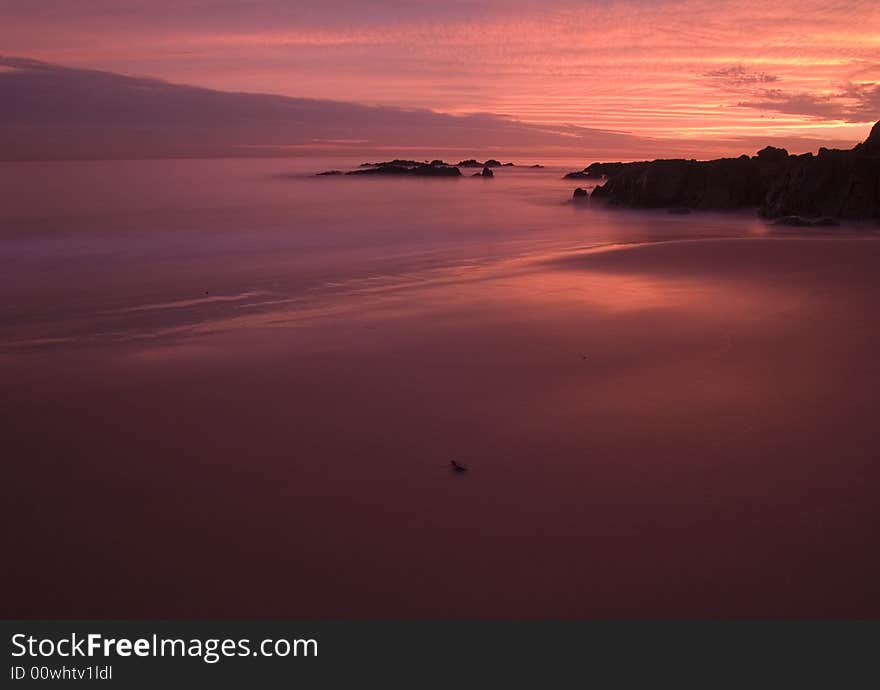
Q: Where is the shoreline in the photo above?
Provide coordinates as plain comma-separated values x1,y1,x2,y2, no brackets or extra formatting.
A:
5,233,880,618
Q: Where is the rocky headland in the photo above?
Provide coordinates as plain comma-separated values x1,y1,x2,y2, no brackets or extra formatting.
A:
574,120,880,220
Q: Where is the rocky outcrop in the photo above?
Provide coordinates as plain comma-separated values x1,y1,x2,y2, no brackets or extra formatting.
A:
456,158,512,167
761,142,880,219
589,157,780,209
348,161,461,177
572,187,588,200
587,121,880,220
350,157,515,173
316,170,343,176
564,162,632,179
359,159,434,168
855,120,880,155
756,146,789,162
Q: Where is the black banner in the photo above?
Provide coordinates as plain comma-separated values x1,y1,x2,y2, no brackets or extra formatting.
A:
2,621,877,687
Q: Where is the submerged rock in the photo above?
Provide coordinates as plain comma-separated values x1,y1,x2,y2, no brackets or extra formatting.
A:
316,170,343,176
572,187,588,199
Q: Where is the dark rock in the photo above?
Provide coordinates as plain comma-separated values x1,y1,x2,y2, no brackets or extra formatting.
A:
530,164,544,168
359,159,425,168
480,166,494,177
316,170,343,176
854,120,880,155
586,120,880,221
762,128,880,219
756,146,789,162
589,183,609,200
565,162,630,179
572,187,588,199
588,156,778,210
585,162,631,177
456,158,513,167
348,162,461,177
411,165,461,177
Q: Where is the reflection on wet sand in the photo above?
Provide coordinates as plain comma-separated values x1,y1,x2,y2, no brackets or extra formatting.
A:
5,232,880,618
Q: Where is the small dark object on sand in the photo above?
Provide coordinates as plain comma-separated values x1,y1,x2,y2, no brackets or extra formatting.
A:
450,460,468,473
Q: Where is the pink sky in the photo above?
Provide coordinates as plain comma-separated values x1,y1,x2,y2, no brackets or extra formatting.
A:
2,0,878,154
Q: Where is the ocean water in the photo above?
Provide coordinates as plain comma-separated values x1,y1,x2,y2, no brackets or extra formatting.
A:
0,157,770,349
3,158,879,618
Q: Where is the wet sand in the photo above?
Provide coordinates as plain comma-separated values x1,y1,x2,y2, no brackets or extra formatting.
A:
4,235,880,618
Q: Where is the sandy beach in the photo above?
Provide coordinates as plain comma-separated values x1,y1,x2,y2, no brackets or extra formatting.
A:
4,227,880,618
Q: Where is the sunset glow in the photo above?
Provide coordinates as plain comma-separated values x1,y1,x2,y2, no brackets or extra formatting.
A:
3,0,878,154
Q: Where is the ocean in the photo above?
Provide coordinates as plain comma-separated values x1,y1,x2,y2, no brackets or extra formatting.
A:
3,157,879,618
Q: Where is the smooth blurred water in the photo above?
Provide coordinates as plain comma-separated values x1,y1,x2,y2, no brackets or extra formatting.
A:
6,158,880,619
0,157,770,348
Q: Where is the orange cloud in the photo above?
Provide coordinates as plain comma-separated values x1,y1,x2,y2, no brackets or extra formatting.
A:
2,0,876,150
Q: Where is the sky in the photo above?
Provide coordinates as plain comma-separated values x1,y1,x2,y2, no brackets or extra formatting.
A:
1,0,878,157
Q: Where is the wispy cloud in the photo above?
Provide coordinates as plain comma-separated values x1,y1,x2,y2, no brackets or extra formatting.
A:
1,0,877,146
737,82,880,121
703,65,779,87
